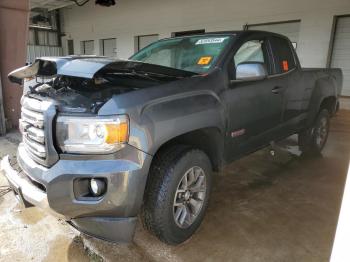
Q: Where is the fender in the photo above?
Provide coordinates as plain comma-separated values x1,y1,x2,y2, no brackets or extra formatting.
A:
305,74,337,126
139,90,226,155
98,73,227,156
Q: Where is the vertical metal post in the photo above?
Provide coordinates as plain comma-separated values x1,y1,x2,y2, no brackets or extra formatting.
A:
0,75,6,135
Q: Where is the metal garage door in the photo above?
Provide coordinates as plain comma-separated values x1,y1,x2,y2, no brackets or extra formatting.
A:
331,16,350,96
101,38,117,57
247,21,301,49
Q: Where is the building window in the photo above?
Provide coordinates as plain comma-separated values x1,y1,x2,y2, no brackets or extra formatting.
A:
28,9,61,47
100,38,117,57
81,40,95,55
67,40,74,55
135,34,159,52
172,29,205,37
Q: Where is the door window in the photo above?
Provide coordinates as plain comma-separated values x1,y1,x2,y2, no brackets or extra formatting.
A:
234,40,265,67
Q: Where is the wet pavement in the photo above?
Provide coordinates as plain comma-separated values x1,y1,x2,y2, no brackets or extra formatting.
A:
0,111,349,262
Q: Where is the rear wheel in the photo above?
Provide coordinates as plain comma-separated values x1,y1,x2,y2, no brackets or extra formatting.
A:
142,145,212,245
298,109,330,155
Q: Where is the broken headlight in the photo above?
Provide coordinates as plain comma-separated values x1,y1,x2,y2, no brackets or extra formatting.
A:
56,115,129,154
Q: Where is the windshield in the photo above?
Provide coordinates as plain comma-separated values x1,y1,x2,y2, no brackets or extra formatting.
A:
130,35,233,73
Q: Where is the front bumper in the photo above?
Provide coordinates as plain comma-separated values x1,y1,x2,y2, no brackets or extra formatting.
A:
1,155,50,210
0,143,152,243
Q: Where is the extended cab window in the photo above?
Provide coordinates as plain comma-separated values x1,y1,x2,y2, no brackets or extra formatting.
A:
269,37,296,74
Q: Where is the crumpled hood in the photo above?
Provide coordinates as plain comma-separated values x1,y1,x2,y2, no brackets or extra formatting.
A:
8,56,197,84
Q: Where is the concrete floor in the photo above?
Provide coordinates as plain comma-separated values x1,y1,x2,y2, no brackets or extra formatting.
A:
0,111,349,262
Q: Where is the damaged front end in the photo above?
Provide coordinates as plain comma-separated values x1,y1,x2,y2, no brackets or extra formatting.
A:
10,57,190,114
1,56,195,242
7,56,194,163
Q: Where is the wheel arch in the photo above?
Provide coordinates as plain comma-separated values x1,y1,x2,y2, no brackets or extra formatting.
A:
150,127,224,173
319,96,337,116
306,76,338,126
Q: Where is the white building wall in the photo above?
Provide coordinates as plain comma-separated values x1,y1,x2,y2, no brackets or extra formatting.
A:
60,0,350,67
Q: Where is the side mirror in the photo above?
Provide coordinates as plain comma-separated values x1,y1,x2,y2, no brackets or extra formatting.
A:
236,62,267,81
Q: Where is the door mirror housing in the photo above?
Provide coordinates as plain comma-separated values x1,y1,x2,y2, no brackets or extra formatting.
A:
235,62,267,81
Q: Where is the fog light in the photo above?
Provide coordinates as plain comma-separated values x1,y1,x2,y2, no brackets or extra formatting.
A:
89,178,106,197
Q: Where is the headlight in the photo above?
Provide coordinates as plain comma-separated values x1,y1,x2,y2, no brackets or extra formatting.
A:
56,115,129,154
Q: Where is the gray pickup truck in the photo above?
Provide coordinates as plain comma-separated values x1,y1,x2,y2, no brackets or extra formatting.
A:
1,31,342,245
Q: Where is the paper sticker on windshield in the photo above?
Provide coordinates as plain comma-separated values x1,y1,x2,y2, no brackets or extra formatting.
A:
197,56,213,65
195,37,228,45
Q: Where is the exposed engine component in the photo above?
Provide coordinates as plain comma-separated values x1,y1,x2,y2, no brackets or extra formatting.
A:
25,74,151,113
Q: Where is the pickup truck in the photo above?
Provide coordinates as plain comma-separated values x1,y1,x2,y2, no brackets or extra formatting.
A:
1,31,342,245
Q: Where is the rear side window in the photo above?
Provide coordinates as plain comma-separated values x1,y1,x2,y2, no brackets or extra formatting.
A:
269,37,296,74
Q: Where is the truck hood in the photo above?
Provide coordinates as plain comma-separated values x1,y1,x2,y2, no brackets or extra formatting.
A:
8,56,197,84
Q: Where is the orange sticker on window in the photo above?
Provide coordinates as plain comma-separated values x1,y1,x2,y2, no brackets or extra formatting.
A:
197,56,213,65
282,60,289,71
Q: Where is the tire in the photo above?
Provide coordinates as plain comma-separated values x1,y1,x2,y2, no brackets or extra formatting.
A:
298,109,330,156
142,145,212,245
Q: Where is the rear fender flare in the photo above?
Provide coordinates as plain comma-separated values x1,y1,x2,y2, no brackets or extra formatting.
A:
306,76,337,126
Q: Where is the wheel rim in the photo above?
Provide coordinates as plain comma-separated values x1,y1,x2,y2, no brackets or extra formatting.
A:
315,116,329,148
173,166,207,229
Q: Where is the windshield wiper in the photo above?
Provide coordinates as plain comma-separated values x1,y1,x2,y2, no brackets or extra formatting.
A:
138,70,185,79
107,70,162,82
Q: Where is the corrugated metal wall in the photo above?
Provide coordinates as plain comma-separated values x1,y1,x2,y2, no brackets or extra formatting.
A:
27,45,62,64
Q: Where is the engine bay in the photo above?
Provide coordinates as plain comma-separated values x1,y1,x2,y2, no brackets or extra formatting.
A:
24,73,165,113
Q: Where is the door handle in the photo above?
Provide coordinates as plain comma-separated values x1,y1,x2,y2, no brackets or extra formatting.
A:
271,86,284,94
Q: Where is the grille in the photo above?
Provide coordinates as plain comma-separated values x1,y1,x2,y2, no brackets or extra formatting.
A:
19,96,58,166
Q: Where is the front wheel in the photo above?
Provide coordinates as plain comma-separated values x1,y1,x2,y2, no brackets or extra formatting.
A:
298,109,330,156
142,145,212,245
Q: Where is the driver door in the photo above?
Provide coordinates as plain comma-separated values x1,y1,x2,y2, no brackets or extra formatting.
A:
223,38,285,160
